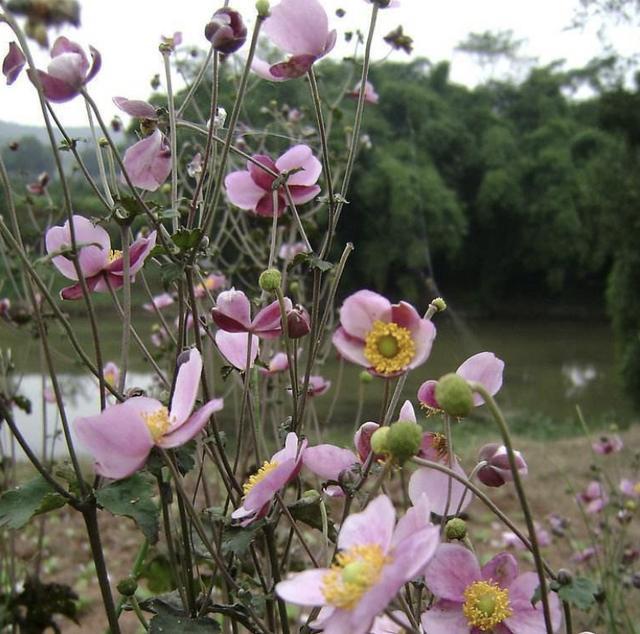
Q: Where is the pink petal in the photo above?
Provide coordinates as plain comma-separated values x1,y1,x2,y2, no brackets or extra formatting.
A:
169,348,202,426
47,51,86,88
390,301,421,331
86,45,101,83
255,192,286,217
504,572,562,634
3,42,25,85
59,275,102,300
332,327,369,368
212,289,252,331
272,431,304,463
417,379,439,408
408,460,473,517
338,494,395,553
391,492,432,547
252,298,290,338
263,0,330,57
248,155,278,191
28,68,78,102
106,231,157,276
276,569,330,606
420,600,469,634
215,331,258,370
267,352,289,373
407,319,437,370
159,398,223,449
73,401,154,480
423,543,481,602
113,96,157,119
339,290,392,340
481,552,519,587
288,184,321,204
303,444,358,481
121,130,171,191
354,421,379,462
457,352,505,406
251,57,288,82
398,399,416,422
275,144,322,186
240,456,298,513
51,36,87,63
225,170,267,210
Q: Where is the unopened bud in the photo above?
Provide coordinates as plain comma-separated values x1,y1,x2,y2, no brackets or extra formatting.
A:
557,569,573,586
387,420,422,464
255,0,270,18
370,427,390,455
359,370,373,384
445,517,467,541
435,373,473,418
432,297,447,312
258,268,281,292
286,304,310,338
117,577,138,597
477,444,528,487
205,8,247,54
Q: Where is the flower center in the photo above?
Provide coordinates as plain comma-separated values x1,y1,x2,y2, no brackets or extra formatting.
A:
243,460,279,495
104,369,117,387
431,432,448,459
463,580,512,631
142,406,171,441
363,321,415,375
321,544,390,610
107,249,122,263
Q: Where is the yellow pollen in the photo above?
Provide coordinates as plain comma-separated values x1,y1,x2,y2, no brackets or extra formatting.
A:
634,483,640,495
107,249,122,263
463,580,512,631
431,432,448,459
104,371,116,387
363,321,415,375
243,461,279,495
142,406,171,441
321,544,390,610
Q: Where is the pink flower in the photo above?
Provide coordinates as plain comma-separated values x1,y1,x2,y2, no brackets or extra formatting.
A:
286,304,311,338
225,145,321,217
278,241,309,260
232,432,306,526
572,546,597,564
194,273,227,298
418,351,504,411
476,443,528,488
204,7,247,54
45,215,156,300
306,375,331,396
74,349,223,480
276,494,439,633
252,0,336,81
347,80,379,104
592,434,623,455
500,522,551,551
121,129,172,191
620,478,640,498
28,36,101,102
103,362,120,390
26,172,49,196
332,290,436,377
3,42,26,85
143,293,175,312
215,331,259,371
577,481,608,514
113,95,157,120
258,352,289,375
422,544,562,634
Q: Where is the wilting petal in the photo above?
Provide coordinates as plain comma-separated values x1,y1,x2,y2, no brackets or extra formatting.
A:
276,569,330,606
3,42,25,85
332,327,369,367
338,494,395,553
275,144,322,186
121,130,171,191
160,398,223,448
339,290,391,339
457,351,504,406
225,170,267,209
264,0,330,56
408,460,473,517
215,330,258,370
423,543,481,602
212,289,252,332
113,96,157,119
169,348,202,427
303,444,358,481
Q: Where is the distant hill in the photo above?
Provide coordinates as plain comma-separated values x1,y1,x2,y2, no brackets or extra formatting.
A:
0,120,124,147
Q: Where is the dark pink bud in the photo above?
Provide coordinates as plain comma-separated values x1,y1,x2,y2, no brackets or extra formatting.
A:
3,42,26,85
286,304,310,339
477,443,528,487
205,8,247,54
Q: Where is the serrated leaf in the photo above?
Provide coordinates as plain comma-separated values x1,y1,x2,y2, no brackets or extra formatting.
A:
116,195,151,217
96,473,159,543
287,495,337,541
160,262,184,289
308,255,333,272
221,521,264,557
556,576,598,610
172,228,203,252
0,476,66,529
148,245,169,258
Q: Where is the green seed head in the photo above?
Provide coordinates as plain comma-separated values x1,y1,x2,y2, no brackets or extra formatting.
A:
370,427,391,455
258,268,282,292
435,373,474,418
445,517,467,541
387,420,422,464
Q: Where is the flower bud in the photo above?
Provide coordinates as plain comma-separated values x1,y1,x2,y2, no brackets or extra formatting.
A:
445,517,467,541
286,304,310,339
431,297,447,312
359,370,373,384
477,444,528,487
117,576,138,597
255,0,270,18
370,427,390,455
258,268,281,292
205,7,247,54
557,569,573,586
387,420,422,464
435,373,473,418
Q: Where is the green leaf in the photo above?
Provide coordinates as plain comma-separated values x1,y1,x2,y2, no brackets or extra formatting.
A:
148,245,169,258
96,473,159,543
0,476,66,529
287,495,337,541
556,576,598,610
160,262,184,289
116,195,152,217
221,521,265,557
12,394,31,414
172,228,203,252
149,610,220,633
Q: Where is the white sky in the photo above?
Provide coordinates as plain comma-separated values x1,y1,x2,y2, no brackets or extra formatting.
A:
0,0,638,127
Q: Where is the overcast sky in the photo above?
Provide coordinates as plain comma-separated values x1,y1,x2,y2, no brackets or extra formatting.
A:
0,0,637,128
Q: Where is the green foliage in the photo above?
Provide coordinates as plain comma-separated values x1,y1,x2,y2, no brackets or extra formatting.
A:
0,476,66,530
550,576,598,611
148,606,220,633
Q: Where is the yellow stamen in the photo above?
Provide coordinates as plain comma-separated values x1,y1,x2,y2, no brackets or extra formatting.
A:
142,406,170,441
243,460,279,495
321,544,390,610
107,249,122,263
463,580,512,631
431,432,448,459
363,320,415,375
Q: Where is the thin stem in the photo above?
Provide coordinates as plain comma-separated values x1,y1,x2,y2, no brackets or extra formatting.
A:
163,51,179,232
118,226,131,393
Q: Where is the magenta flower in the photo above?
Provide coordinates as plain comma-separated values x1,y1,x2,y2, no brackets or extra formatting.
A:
143,292,175,312
45,215,156,300
258,352,289,375
577,481,608,514
204,7,247,54
418,351,504,411
333,290,436,377
252,0,336,81
476,443,528,488
347,80,379,104
3,42,26,85
276,494,439,633
225,145,321,217
592,434,623,455
421,544,562,634
232,432,307,526
28,36,100,102
74,349,223,480
121,129,172,191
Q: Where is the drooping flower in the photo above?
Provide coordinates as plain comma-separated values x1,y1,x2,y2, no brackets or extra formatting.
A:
347,80,379,104
421,544,562,634
286,304,311,338
26,171,50,196
74,349,223,480
418,352,504,413
232,432,306,526
258,352,289,375
592,434,623,455
121,129,172,192
252,0,336,81
3,42,26,85
28,36,101,102
45,215,156,300
476,443,528,488
204,7,247,54
577,481,608,514
333,290,436,377
276,494,439,633
225,145,321,217
143,292,175,312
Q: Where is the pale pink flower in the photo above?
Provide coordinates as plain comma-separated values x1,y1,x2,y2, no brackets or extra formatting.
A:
3,42,26,85
121,129,171,191
620,478,640,498
45,215,156,300
501,522,551,551
347,80,379,104
28,36,101,102
225,145,321,217
278,241,309,260
143,292,174,312
252,0,336,81
370,612,413,633
592,434,623,455
258,352,289,376
113,95,157,120
103,362,120,390
418,351,504,412
577,481,608,514
276,494,439,633
422,544,562,634
332,290,436,377
232,432,306,526
74,349,223,480
306,375,330,396
194,273,227,298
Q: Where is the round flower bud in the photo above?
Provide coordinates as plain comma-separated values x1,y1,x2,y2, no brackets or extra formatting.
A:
359,370,373,384
387,420,422,464
445,517,467,541
477,444,528,487
204,8,247,54
286,305,310,339
557,569,573,586
258,268,281,292
255,0,270,18
435,373,473,418
302,489,320,501
370,427,390,455
117,577,138,597
432,297,447,312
